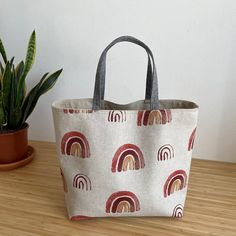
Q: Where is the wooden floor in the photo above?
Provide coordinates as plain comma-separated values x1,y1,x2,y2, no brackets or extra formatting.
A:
0,141,235,236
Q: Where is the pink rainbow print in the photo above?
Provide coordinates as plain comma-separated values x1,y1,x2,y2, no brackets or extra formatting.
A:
164,170,187,197
73,173,91,191
112,144,145,172
106,191,140,213
61,131,90,158
188,128,196,151
108,110,126,122
157,144,174,161
63,109,93,114
137,109,172,126
172,204,184,218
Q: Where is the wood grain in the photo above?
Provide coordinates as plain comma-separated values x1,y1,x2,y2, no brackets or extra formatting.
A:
0,141,235,236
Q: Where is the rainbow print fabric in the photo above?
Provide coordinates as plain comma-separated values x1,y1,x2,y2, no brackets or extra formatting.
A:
52,98,198,220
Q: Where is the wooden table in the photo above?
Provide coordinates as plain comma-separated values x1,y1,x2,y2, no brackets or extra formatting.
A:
0,141,235,236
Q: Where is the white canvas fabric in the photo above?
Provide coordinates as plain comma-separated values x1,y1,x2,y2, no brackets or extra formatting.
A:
52,36,199,221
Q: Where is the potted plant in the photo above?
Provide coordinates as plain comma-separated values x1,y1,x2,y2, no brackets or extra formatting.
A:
0,31,62,170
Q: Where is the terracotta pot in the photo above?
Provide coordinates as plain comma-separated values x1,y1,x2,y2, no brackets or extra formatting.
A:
0,123,29,164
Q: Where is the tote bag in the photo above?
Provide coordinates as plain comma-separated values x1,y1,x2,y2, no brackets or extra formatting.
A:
52,36,199,220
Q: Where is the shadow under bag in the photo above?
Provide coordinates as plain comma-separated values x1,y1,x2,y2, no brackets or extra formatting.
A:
52,36,199,220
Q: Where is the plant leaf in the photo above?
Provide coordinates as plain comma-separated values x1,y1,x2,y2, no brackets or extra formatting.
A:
0,61,4,74
16,61,26,102
23,30,36,76
6,65,19,129
17,30,36,105
9,57,14,66
20,69,62,124
2,61,12,114
15,61,24,79
0,92,6,129
0,38,7,64
11,65,17,106
8,106,21,130
37,69,62,96
20,72,49,125
0,69,2,90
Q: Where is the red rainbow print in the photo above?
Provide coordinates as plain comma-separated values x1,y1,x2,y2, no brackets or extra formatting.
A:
108,110,126,122
106,191,140,213
188,128,196,151
70,215,91,221
60,168,68,192
112,144,145,172
164,170,187,198
61,131,90,158
137,109,172,126
172,204,184,218
157,144,174,161
63,108,93,114
73,174,91,191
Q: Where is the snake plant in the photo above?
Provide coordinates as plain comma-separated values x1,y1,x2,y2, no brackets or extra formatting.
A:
0,31,62,131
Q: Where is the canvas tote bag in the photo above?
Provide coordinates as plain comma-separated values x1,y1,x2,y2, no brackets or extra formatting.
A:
52,36,199,220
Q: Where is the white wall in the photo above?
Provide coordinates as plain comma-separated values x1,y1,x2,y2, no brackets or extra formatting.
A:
0,0,235,162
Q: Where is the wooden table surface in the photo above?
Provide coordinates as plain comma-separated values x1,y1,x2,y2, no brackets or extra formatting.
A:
0,141,235,236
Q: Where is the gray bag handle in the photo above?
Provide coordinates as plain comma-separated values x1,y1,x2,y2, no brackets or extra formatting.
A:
92,36,159,110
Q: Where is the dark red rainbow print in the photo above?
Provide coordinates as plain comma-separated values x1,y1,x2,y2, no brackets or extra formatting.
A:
73,173,91,191
106,191,140,213
111,144,145,172
157,144,174,161
108,110,126,122
60,168,68,193
172,204,184,218
70,215,92,220
137,109,172,126
164,170,187,198
188,128,196,151
61,131,90,158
